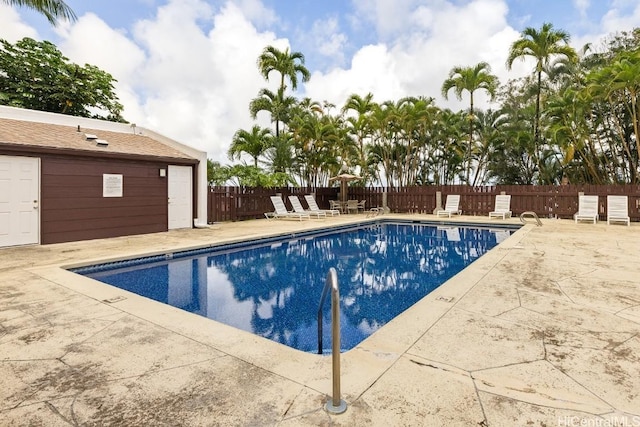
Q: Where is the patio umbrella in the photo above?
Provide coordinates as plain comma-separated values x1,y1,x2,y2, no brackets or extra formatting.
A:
329,173,363,202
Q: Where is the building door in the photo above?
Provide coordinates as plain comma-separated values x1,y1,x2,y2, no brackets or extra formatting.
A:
168,165,192,229
0,155,39,247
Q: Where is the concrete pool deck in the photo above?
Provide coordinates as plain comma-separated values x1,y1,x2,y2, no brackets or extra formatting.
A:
1,214,639,426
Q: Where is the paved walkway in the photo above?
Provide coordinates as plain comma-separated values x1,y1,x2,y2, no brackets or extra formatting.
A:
1,215,639,426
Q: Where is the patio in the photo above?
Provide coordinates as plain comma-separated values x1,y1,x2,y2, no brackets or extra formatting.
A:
1,214,639,426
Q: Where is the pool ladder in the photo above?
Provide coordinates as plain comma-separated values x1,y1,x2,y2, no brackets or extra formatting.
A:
317,268,348,414
520,211,542,226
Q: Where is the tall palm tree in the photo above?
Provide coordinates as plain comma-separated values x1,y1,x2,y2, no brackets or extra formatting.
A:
441,62,499,184
471,109,505,186
342,93,376,181
4,0,76,25
256,46,310,138
507,23,578,152
228,125,273,167
257,46,310,93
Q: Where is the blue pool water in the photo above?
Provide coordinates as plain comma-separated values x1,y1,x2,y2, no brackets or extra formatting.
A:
72,221,515,353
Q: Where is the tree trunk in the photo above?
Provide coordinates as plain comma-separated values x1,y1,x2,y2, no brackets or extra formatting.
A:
468,92,474,185
534,69,543,183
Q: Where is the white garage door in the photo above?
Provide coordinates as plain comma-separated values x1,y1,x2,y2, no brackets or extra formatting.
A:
168,165,192,229
0,155,39,247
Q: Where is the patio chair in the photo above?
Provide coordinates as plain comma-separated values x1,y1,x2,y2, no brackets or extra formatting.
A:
288,195,326,219
304,195,340,216
266,196,310,221
356,200,366,213
489,195,512,219
607,195,630,226
574,195,598,224
346,200,359,214
436,195,462,218
329,200,344,214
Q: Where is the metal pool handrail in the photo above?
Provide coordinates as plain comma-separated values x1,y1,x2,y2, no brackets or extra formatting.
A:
317,268,347,414
520,211,542,226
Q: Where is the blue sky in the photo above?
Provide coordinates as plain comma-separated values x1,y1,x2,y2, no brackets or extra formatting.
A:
2,0,640,162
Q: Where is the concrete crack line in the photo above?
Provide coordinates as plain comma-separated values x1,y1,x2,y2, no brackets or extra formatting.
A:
542,359,617,412
553,279,576,304
470,358,547,376
45,400,79,426
135,356,226,378
279,387,324,421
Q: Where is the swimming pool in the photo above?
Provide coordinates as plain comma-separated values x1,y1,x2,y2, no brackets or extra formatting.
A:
72,220,515,353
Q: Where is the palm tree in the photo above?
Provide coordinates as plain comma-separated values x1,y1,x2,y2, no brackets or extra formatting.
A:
507,23,578,152
430,108,466,184
289,111,340,186
263,133,294,175
342,93,376,182
586,51,640,183
441,62,499,184
228,125,273,167
3,0,76,25
249,87,296,137
257,46,310,93
472,109,505,186
256,46,311,138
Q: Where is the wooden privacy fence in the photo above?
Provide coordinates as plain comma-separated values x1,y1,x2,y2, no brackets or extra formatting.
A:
208,186,340,222
208,185,640,223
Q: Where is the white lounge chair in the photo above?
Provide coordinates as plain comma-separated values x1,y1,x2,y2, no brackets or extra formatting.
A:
607,195,630,226
574,195,598,224
265,196,310,221
489,195,512,219
304,195,340,216
436,195,461,218
288,195,326,218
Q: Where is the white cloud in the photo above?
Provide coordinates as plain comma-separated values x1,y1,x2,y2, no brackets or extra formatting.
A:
571,0,640,56
0,5,38,42
573,0,590,18
121,0,285,162
600,1,640,35
306,44,403,104
57,14,146,82
352,0,428,40
234,0,278,28
305,0,528,112
311,17,348,63
53,13,147,121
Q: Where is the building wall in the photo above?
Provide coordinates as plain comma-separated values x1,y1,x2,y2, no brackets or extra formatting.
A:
41,156,170,244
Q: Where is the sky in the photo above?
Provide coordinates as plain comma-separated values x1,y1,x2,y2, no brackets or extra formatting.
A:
1,0,640,163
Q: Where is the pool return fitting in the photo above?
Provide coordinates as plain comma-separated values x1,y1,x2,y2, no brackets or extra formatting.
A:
317,267,348,414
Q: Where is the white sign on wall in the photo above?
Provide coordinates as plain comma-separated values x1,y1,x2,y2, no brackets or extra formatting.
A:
103,174,123,197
